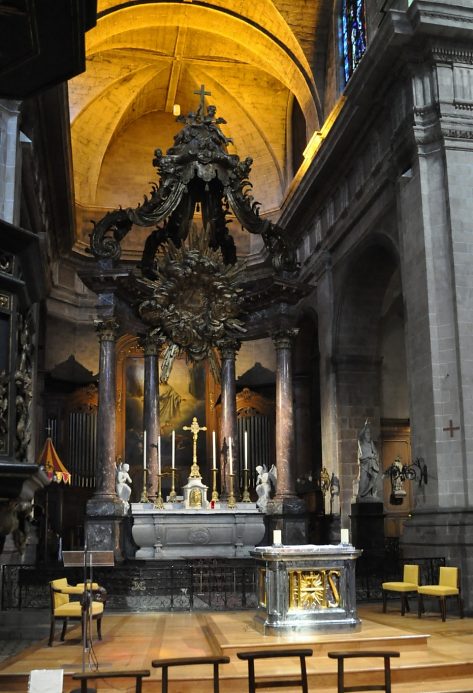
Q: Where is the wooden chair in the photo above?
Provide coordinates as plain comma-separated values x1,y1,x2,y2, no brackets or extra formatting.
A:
151,655,230,693
382,564,419,615
236,648,313,693
49,578,104,646
71,670,150,693
327,651,400,693
417,566,464,621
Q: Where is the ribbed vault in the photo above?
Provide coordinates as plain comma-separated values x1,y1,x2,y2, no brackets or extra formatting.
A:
69,0,322,255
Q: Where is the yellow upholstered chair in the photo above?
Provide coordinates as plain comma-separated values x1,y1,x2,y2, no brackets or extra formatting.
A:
382,564,419,615
48,578,105,646
417,566,464,621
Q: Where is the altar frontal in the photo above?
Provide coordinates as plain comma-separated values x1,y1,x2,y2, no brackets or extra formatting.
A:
130,416,265,559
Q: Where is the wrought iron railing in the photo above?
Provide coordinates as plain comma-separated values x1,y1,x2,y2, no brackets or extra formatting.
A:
0,554,445,610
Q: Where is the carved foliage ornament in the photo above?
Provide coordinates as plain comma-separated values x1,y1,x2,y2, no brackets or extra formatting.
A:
132,225,245,383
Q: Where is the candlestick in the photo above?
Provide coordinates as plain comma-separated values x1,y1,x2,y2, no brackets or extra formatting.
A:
242,467,251,502
143,430,147,469
212,431,216,470
171,430,175,469
244,430,248,471
227,470,236,509
157,435,161,475
140,468,148,503
154,471,164,509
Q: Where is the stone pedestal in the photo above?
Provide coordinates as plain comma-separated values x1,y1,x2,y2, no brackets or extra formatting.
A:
267,497,307,545
350,502,385,555
86,497,126,560
252,543,362,634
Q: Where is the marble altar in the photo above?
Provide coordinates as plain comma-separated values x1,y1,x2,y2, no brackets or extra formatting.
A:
251,543,362,634
131,502,265,559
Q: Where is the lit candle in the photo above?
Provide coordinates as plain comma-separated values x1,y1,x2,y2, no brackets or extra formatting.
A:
212,431,217,470
273,529,282,545
157,435,161,475
244,430,248,471
228,436,233,475
143,430,147,470
171,430,175,469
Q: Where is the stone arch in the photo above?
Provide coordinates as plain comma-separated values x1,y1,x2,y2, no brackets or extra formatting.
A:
334,237,404,518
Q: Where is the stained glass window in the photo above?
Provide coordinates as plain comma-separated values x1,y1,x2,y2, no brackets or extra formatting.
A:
341,0,367,84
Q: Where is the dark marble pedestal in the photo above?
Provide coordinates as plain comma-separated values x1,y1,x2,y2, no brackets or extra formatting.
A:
252,543,362,634
86,496,126,561
267,497,307,545
350,502,385,555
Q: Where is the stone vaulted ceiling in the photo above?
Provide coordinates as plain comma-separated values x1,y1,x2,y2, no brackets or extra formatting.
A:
69,0,326,256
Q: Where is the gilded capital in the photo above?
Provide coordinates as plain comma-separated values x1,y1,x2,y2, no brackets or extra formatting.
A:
272,328,299,350
139,331,166,356
95,318,119,342
218,338,241,359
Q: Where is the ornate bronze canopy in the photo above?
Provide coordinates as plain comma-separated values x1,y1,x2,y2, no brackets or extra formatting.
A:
88,89,300,381
89,88,297,274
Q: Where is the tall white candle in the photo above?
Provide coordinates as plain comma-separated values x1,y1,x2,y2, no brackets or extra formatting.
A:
143,430,147,469
273,529,282,545
228,436,233,475
171,430,175,469
244,430,248,471
212,431,217,470
157,435,161,475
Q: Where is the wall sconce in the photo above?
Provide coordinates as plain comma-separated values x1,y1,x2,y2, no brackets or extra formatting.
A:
385,456,428,505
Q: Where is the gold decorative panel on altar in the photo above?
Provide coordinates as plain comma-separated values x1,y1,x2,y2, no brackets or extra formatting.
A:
288,569,341,610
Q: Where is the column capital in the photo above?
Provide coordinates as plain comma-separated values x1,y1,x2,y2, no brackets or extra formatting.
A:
95,318,119,342
218,338,241,359
139,331,166,356
272,328,299,350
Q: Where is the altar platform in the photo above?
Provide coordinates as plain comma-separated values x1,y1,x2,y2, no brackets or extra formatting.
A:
1,606,473,692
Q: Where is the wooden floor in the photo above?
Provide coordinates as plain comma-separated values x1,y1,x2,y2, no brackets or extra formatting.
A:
1,604,473,692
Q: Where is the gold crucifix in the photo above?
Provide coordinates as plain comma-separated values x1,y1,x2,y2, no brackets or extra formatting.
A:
194,84,211,115
183,417,207,479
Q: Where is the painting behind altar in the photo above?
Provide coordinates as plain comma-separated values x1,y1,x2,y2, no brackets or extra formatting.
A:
123,338,276,501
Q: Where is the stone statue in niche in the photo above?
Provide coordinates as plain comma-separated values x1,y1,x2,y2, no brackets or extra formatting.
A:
255,464,277,513
357,420,380,502
116,459,132,509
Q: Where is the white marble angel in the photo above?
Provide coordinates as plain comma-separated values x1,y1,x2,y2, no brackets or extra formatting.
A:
116,458,132,509
255,464,277,513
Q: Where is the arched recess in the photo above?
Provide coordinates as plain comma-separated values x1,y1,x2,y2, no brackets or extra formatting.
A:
293,311,323,522
334,239,410,528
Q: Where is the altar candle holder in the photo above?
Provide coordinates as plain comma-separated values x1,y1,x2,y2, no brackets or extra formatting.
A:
227,473,237,509
169,468,177,503
241,468,251,502
140,469,149,503
211,468,219,502
154,474,164,509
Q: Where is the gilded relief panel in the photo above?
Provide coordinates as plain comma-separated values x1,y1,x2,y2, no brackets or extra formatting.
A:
288,569,341,610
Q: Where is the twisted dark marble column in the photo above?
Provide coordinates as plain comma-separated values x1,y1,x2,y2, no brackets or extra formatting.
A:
141,334,162,500
272,329,298,501
95,318,119,499
219,339,240,497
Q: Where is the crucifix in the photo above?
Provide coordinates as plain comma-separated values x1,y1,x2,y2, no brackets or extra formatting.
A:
443,419,460,438
183,417,207,479
194,84,211,115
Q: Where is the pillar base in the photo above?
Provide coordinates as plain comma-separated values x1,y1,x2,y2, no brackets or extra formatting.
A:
86,496,126,561
266,496,307,545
